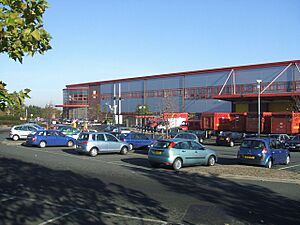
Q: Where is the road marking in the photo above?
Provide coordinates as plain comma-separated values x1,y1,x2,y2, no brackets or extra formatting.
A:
278,164,300,170
16,146,154,171
2,193,170,224
0,196,16,202
38,209,78,225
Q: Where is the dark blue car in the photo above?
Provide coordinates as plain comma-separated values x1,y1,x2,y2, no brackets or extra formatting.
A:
119,132,155,150
237,138,290,168
26,130,76,148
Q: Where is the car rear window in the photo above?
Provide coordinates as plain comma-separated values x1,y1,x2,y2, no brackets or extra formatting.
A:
241,140,266,149
78,133,89,141
153,141,171,149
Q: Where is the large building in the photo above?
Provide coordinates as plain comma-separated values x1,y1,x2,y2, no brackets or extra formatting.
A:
57,60,300,124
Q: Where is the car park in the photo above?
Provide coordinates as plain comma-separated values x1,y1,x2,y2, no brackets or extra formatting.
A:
285,135,300,151
119,132,156,150
237,138,290,168
216,131,245,147
148,139,217,170
9,124,41,141
76,132,130,157
26,130,76,148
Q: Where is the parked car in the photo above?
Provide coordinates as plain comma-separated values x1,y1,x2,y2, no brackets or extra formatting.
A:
112,126,131,134
148,139,217,170
76,132,130,157
216,131,245,147
57,126,81,139
174,132,200,143
237,138,290,168
26,130,76,148
119,132,156,150
188,130,209,143
285,135,300,151
269,134,290,144
9,124,41,141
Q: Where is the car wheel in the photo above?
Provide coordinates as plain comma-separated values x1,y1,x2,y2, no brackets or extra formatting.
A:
120,146,129,155
207,155,216,166
285,155,290,165
266,158,272,169
39,141,46,148
67,140,74,147
89,148,98,157
173,158,182,171
199,138,204,143
229,141,234,147
12,135,19,141
129,144,133,150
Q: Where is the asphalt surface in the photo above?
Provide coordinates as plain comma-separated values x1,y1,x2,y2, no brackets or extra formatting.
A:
0,129,300,225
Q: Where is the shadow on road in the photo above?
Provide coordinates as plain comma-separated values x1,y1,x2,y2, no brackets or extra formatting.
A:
0,157,168,225
121,163,300,225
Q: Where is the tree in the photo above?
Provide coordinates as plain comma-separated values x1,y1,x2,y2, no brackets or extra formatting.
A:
0,0,52,111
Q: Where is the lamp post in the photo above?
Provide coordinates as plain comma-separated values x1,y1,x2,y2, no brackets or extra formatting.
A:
256,80,262,137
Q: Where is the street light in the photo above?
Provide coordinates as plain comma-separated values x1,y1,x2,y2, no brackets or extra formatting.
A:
256,80,262,137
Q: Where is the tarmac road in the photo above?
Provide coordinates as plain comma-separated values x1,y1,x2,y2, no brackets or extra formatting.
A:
0,129,300,225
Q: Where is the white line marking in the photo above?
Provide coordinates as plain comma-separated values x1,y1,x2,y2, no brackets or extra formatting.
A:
38,209,78,225
1,193,170,224
0,196,16,202
278,164,300,170
16,147,154,171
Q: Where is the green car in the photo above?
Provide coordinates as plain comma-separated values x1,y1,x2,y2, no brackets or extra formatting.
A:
58,126,81,139
148,139,217,170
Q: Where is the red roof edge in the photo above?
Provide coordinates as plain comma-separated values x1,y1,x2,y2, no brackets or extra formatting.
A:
66,60,300,88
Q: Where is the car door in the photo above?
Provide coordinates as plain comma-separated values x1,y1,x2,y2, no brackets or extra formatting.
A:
105,134,121,152
176,141,196,165
189,141,208,164
55,131,67,146
95,133,108,152
19,126,30,138
269,140,282,164
138,133,151,148
45,131,57,145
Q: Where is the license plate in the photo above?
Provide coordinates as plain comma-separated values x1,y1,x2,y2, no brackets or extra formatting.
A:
244,156,255,159
154,151,162,155
220,138,224,140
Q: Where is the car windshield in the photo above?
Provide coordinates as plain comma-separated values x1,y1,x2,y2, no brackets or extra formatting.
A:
153,141,172,149
241,140,266,149
78,133,89,141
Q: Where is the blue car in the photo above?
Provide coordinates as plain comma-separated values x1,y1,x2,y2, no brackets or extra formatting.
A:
26,130,76,148
237,138,290,168
119,132,155,150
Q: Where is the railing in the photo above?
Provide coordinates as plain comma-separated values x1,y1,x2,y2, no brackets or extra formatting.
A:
64,80,300,106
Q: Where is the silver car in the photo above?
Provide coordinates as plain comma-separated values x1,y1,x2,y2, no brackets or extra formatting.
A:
9,124,40,141
76,132,130,157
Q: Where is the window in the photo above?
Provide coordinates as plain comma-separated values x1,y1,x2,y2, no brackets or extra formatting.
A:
189,141,203,150
106,134,118,142
14,126,22,130
175,141,189,149
97,134,105,141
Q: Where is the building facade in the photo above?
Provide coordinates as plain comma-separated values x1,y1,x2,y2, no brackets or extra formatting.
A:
57,60,300,124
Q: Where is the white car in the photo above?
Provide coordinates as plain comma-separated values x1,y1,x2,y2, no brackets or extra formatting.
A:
9,124,40,141
112,127,131,134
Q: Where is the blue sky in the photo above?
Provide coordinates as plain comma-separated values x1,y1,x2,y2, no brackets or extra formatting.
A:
1,0,300,107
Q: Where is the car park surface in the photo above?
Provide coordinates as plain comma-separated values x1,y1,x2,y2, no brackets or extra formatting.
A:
1,127,300,225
